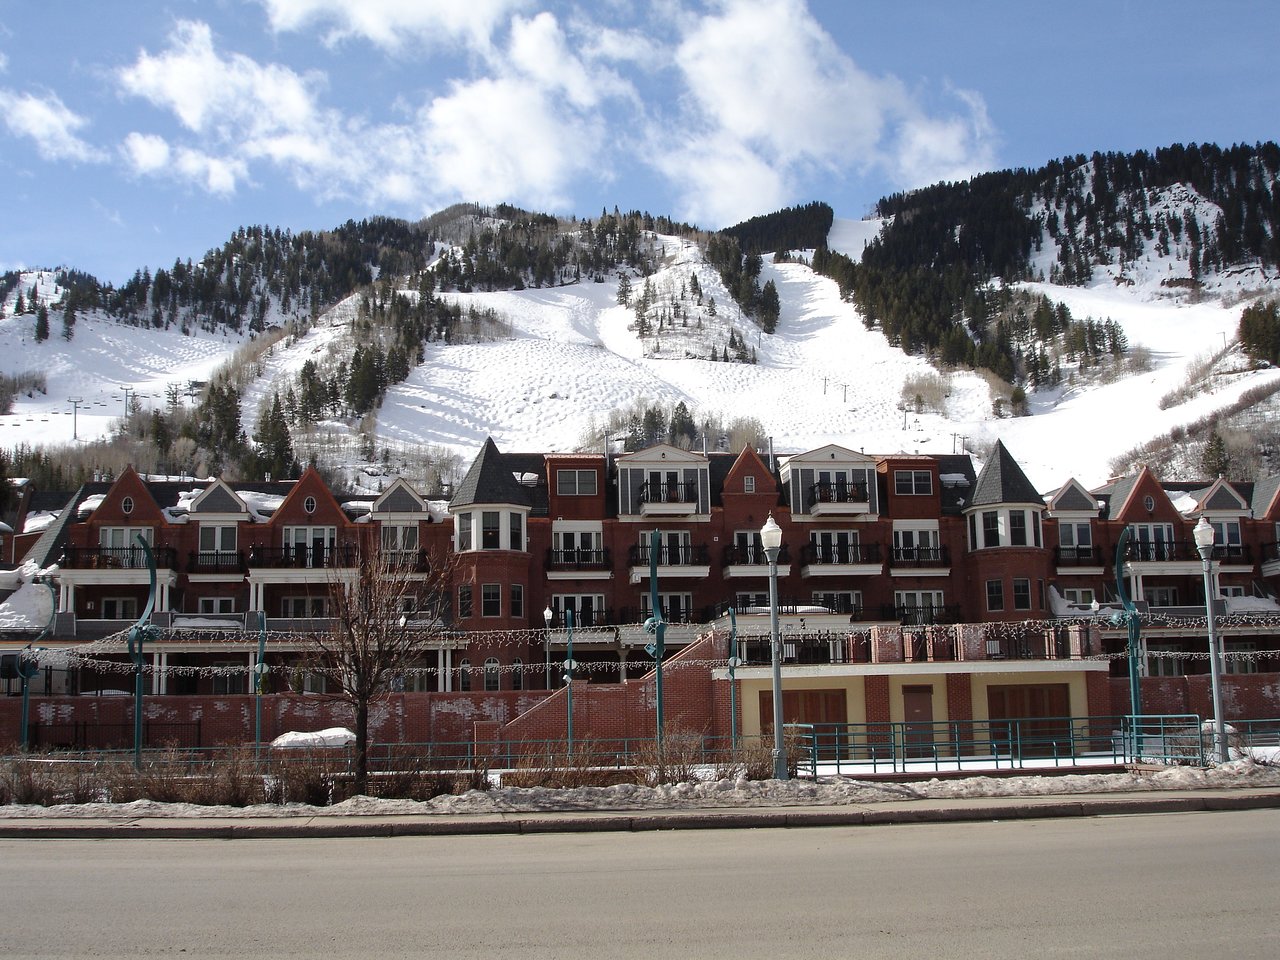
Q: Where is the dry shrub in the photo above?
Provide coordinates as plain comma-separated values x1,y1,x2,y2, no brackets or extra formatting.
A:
504,739,626,789
331,746,491,801
900,372,951,414
633,734,705,787
0,754,111,806
264,750,344,806
709,739,777,781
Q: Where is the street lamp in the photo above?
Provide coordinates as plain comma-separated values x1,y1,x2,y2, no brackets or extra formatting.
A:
1193,518,1230,763
563,608,576,756
542,605,553,690
760,514,788,780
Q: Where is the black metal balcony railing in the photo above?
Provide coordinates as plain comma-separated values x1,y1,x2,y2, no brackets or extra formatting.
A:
800,542,882,566
247,543,360,569
881,603,961,626
715,596,864,618
187,550,246,574
739,632,872,666
65,546,178,570
889,546,950,568
984,627,1074,660
628,543,711,566
546,547,612,570
638,480,697,505
1054,545,1101,566
1126,539,1253,563
807,481,870,507
721,544,792,567
543,607,616,629
903,629,957,662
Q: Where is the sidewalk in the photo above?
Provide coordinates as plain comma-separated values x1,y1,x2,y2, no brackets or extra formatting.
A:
2,787,1278,840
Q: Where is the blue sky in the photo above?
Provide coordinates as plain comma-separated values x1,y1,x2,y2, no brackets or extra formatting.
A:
1,0,1275,285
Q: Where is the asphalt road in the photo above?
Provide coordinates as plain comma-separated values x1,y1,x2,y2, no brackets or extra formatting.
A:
4,810,1277,959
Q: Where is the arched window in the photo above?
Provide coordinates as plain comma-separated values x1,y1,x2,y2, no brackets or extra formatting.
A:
459,658,471,692
484,657,500,692
511,658,524,691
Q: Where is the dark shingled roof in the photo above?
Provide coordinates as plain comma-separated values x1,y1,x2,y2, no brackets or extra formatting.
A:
450,438,535,510
934,454,978,514
969,441,1043,507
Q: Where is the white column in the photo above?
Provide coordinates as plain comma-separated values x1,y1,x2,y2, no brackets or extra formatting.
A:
151,652,164,694
59,582,74,613
441,648,452,692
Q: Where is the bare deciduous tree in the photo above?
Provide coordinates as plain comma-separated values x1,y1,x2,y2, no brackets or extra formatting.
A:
313,542,455,794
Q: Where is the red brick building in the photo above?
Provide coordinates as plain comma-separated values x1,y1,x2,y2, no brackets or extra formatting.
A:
4,437,1280,750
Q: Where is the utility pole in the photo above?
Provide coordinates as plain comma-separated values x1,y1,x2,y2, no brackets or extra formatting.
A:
67,397,84,440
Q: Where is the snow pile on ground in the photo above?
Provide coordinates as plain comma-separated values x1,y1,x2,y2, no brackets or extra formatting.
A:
2,760,1277,819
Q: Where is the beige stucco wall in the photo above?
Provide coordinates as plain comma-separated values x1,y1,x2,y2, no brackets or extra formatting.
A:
735,675,865,739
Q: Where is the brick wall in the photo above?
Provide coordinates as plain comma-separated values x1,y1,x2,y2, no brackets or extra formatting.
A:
1109,674,1280,720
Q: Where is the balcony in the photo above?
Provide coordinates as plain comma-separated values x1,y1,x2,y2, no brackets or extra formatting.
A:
627,543,711,579
806,481,871,517
637,480,699,517
715,596,865,618
983,626,1078,660
1054,545,1102,568
889,546,950,570
879,603,961,626
187,550,246,575
799,542,882,577
247,543,359,569
65,546,178,570
721,544,791,578
545,547,612,580
738,631,872,666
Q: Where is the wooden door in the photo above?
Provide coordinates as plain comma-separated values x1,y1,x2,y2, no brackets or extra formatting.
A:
987,683,1071,756
902,685,935,757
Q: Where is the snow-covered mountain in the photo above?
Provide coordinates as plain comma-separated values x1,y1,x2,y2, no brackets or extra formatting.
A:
2,216,1276,496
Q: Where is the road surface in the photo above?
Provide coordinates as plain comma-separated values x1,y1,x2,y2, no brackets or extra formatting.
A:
4,810,1277,958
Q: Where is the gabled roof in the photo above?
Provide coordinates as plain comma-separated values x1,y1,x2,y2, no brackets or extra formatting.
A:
373,478,428,515
969,441,1043,508
190,479,248,515
1047,478,1098,514
450,438,534,510
1251,474,1280,519
1196,477,1249,513
615,443,707,464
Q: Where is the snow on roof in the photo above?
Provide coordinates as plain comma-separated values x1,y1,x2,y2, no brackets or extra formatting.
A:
235,490,285,521
939,473,970,487
1170,492,1199,515
21,511,59,535
76,494,105,517
0,565,56,631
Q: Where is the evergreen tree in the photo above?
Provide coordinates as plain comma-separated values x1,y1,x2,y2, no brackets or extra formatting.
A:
616,273,632,307
34,304,49,342
758,280,780,334
62,302,76,341
1202,431,1230,477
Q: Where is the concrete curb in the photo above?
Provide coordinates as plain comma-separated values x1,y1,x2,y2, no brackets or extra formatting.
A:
2,789,1279,839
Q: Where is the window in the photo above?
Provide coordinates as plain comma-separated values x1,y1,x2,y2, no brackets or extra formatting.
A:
212,663,247,695
1062,588,1095,606
556,469,598,496
812,590,861,615
199,524,237,554
1059,521,1093,561
198,597,236,614
1143,586,1179,607
303,495,317,514
1010,512,1027,546
281,596,328,618
982,511,1001,548
892,524,940,563
744,476,756,494
381,524,419,552
894,470,932,496
457,512,472,551
809,529,859,564
734,530,764,564
1210,520,1243,558
458,585,473,619
482,584,501,617
640,529,692,564
1225,642,1257,675
1147,643,1185,677
1219,585,1246,598
736,591,769,608
481,511,500,548
553,527,603,563
510,585,524,620
512,658,524,691
121,496,134,515
509,512,524,552
281,526,337,567
484,658,500,691
986,579,1005,611
459,659,471,692
100,597,138,620
1013,578,1032,610
641,592,694,622
894,590,944,625
98,526,154,566
550,594,606,627
1130,523,1176,561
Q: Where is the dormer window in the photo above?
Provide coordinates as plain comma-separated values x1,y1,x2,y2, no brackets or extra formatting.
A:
894,470,932,496
556,469,597,496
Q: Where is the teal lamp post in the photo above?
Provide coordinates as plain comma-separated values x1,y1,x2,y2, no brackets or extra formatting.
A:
254,610,268,755
127,534,160,769
727,608,741,750
643,529,666,748
563,608,575,756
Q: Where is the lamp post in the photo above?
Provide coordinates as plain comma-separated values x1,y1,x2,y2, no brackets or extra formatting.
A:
1193,518,1230,763
727,608,741,750
563,609,575,756
760,514,788,780
542,605,553,690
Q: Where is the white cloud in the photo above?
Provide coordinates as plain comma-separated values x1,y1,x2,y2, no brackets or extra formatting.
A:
256,0,525,54
121,132,170,173
654,0,999,225
3,89,101,162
